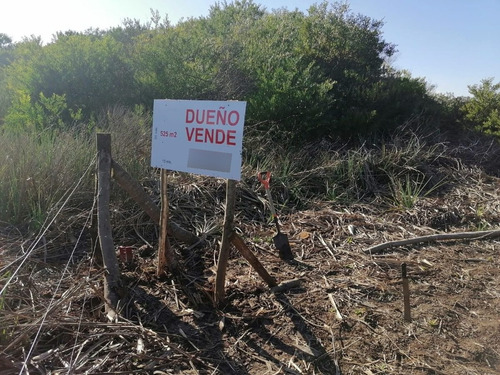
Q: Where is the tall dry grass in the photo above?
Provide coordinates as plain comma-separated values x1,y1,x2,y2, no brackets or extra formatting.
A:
0,131,94,231
0,106,153,232
243,124,451,209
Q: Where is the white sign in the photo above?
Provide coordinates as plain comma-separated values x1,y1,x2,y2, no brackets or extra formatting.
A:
151,99,246,180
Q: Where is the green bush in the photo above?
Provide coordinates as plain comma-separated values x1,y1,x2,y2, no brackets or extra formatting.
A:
1,1,441,145
462,78,500,138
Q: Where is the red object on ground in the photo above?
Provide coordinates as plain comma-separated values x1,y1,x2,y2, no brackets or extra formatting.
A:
118,246,133,263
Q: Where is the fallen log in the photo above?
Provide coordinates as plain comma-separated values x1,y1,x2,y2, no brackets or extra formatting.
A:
364,229,500,255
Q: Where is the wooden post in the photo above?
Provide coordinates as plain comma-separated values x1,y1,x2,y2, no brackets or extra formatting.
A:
158,169,177,275
214,179,236,305
96,133,122,318
402,263,411,322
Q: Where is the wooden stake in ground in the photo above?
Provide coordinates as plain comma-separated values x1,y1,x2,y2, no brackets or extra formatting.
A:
214,179,236,305
402,263,411,322
158,169,177,276
96,133,122,318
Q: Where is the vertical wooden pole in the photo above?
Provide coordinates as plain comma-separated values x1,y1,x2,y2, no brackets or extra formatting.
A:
214,179,236,305
158,169,177,276
96,133,122,318
402,263,411,322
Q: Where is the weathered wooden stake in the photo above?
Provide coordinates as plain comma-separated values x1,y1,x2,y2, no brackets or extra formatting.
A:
402,263,411,322
158,169,177,275
214,179,236,305
230,232,277,287
96,133,122,319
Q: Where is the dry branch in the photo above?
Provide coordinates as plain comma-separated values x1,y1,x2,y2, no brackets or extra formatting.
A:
328,293,343,321
402,263,411,322
364,229,500,255
230,232,277,287
111,159,200,245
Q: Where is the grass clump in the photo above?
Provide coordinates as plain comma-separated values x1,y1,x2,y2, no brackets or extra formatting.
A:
0,130,94,231
387,173,444,210
244,124,451,210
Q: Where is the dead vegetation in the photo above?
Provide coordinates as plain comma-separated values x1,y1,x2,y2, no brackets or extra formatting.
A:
1,131,499,374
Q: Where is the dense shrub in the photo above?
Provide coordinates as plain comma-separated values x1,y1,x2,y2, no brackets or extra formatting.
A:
461,78,500,138
0,1,449,144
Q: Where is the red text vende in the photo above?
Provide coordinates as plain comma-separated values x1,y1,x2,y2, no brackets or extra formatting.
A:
185,109,240,146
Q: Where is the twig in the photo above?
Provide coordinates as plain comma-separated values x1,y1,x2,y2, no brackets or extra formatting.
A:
270,279,302,294
402,263,411,322
327,294,343,321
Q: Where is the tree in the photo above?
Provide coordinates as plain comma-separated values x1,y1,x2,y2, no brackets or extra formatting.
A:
1,1,442,142
133,22,214,104
3,32,137,127
0,33,13,62
462,78,500,137
0,33,14,122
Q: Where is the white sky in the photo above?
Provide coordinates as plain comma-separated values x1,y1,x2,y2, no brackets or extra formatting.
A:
1,0,499,97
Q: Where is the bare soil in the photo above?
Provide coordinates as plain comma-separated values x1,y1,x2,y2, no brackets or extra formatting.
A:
1,169,499,374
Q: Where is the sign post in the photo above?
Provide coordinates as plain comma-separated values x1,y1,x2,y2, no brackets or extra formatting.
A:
151,99,276,302
152,99,246,277
158,169,177,275
215,179,236,304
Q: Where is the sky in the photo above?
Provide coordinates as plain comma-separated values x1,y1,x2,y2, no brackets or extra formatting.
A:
1,0,498,97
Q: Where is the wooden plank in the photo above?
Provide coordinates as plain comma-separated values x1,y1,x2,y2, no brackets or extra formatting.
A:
214,179,236,305
96,133,122,318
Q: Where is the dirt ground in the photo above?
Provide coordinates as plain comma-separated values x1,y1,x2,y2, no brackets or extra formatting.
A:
1,171,499,374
